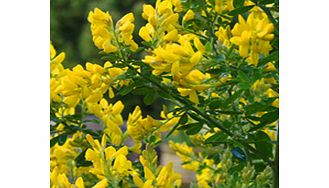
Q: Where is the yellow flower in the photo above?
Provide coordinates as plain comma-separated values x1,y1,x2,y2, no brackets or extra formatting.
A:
169,141,199,171
127,106,161,151
215,0,234,13
75,177,85,188
88,8,138,53
139,0,179,45
113,154,132,176
182,9,195,22
93,179,108,188
50,42,65,76
230,12,274,65
116,13,138,51
216,26,232,47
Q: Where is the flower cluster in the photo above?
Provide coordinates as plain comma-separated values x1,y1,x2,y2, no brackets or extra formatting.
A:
51,0,279,187
88,8,138,53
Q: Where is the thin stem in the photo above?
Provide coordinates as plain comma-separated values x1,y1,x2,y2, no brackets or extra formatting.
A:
272,126,279,188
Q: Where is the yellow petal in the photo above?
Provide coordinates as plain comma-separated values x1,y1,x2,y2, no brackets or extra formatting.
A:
75,177,85,188
92,179,108,188
182,9,195,22
144,167,155,180
112,101,124,114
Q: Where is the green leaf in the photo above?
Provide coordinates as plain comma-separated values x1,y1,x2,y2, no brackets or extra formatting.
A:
149,135,156,143
101,54,119,62
259,0,275,5
158,90,172,100
246,116,261,121
254,131,273,159
58,134,68,146
244,101,273,116
228,5,254,16
260,110,279,125
249,110,278,131
233,0,245,8
206,68,222,74
75,149,93,167
223,90,244,107
188,112,206,123
177,122,201,131
179,113,188,125
209,99,222,110
205,40,213,52
50,136,59,147
259,51,279,66
143,91,158,105
83,119,100,124
186,123,203,135
205,133,225,144
118,84,135,96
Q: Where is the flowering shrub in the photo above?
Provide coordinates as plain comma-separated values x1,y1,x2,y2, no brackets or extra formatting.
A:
50,0,278,187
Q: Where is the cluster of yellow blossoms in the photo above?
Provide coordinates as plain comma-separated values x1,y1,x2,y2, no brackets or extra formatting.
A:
88,8,138,53
216,5,275,66
50,42,182,187
51,0,278,187
138,1,210,104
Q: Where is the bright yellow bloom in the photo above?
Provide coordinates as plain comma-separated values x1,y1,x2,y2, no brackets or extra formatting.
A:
182,9,195,22
230,12,274,65
88,8,138,53
75,177,85,188
113,154,132,176
93,179,108,188
139,0,179,45
85,135,133,183
215,0,234,13
127,106,162,152
169,141,199,171
216,26,232,47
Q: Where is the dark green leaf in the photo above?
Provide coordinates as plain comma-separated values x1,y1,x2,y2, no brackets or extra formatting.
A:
228,5,254,16
149,135,156,143
260,110,279,124
249,110,278,131
83,119,100,124
205,133,225,144
244,102,269,116
206,68,222,74
111,63,127,68
158,90,172,100
101,54,119,62
209,99,222,110
188,112,206,123
179,113,188,125
259,0,275,5
177,122,201,131
50,136,59,147
75,149,93,167
259,51,279,66
223,90,244,107
143,91,158,105
118,84,135,96
205,40,213,52
58,134,68,146
186,123,203,135
132,87,150,95
233,0,245,8
246,116,261,121
254,131,273,159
